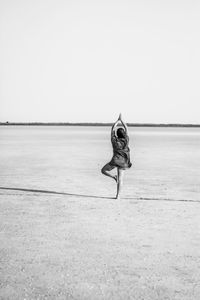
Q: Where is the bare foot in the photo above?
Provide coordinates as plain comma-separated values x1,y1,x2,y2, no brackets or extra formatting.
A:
113,175,118,183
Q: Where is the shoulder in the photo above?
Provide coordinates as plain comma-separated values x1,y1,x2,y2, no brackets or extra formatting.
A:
125,134,129,142
123,135,129,145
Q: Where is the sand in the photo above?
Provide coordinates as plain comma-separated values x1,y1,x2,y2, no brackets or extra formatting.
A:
0,126,200,299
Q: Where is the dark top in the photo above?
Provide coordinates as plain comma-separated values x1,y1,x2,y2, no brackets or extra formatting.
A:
110,131,132,169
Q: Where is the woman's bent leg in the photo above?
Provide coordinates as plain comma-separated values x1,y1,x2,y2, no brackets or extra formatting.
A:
101,163,117,182
116,168,124,199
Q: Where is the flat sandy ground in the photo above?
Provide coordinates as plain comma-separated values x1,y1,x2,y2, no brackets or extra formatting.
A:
0,126,200,299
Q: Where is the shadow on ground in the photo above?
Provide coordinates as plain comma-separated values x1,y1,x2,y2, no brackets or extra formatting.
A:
0,186,115,200
0,187,199,203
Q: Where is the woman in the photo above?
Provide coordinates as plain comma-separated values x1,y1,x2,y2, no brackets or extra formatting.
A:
101,114,132,199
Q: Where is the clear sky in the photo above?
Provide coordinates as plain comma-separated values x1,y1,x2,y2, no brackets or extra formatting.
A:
0,0,200,123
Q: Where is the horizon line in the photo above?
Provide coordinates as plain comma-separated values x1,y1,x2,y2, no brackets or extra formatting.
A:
0,122,200,127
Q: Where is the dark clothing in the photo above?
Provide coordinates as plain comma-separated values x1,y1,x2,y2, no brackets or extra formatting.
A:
109,132,132,169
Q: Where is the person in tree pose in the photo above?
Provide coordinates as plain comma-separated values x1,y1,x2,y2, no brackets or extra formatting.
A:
101,113,132,199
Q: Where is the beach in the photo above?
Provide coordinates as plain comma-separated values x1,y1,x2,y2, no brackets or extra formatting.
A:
0,126,200,299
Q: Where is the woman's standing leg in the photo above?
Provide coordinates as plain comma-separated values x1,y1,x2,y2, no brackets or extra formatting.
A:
116,168,124,199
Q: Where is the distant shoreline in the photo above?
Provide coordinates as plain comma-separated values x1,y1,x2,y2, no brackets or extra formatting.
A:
0,122,200,127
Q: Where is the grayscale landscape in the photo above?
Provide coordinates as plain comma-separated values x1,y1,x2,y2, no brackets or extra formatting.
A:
0,126,200,299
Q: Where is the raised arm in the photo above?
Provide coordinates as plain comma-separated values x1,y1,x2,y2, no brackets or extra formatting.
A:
119,113,128,134
111,117,120,138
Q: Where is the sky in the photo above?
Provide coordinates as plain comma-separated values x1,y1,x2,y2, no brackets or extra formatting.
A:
0,0,200,123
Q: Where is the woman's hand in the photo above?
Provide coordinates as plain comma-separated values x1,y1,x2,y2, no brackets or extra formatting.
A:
118,113,122,121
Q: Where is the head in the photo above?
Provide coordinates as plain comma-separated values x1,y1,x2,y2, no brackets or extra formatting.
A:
116,127,126,138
